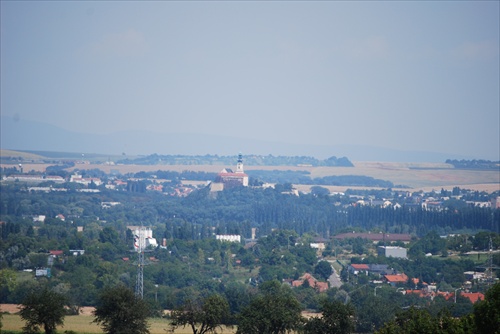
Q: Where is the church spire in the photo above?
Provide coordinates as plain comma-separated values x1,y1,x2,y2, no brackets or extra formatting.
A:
236,152,244,173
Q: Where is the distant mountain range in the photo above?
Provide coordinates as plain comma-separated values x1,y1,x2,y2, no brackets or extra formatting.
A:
1,116,470,162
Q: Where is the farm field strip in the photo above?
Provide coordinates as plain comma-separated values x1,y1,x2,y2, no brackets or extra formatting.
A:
0,313,236,334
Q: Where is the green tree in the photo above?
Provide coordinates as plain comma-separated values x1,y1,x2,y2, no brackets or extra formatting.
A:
93,285,150,334
376,307,472,334
310,186,330,197
170,294,231,334
474,282,500,334
20,287,67,334
0,268,17,297
303,299,355,334
313,261,333,281
355,293,400,332
236,280,303,334
376,307,435,334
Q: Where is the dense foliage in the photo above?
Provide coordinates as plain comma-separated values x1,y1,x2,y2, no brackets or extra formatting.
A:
303,299,355,334
93,285,150,334
236,280,303,334
445,159,500,170
20,286,67,334
170,294,231,334
473,282,500,334
116,154,354,167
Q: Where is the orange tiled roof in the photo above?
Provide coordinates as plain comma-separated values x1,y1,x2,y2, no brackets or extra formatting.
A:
405,289,426,297
460,292,484,304
49,250,63,256
292,273,329,292
384,273,408,283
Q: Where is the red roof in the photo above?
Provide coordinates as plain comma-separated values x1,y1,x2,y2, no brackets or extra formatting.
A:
460,292,484,304
438,291,453,299
384,273,408,283
292,273,329,292
49,250,63,256
405,289,427,297
351,264,370,270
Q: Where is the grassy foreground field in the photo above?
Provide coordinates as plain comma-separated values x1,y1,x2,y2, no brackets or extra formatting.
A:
1,313,236,334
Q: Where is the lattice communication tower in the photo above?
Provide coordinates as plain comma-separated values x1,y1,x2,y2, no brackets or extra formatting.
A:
133,226,147,299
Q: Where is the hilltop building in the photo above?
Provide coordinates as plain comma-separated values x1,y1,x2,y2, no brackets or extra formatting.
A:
210,153,249,192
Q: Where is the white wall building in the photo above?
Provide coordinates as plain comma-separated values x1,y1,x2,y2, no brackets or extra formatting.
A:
131,227,158,252
378,246,408,259
216,235,241,243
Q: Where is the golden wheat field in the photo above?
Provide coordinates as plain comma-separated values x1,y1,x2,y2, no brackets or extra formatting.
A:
0,313,236,334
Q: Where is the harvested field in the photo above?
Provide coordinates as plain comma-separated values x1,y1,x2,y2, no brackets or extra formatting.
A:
0,304,314,334
0,304,21,313
0,308,236,334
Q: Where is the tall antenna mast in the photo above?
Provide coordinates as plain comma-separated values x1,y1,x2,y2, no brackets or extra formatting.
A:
485,236,494,286
134,225,146,299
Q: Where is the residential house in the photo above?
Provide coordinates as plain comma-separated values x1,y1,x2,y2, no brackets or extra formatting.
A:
384,273,408,286
291,273,329,292
349,264,370,275
368,264,392,276
310,237,328,255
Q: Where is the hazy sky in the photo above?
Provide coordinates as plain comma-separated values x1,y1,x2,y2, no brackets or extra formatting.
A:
1,1,499,159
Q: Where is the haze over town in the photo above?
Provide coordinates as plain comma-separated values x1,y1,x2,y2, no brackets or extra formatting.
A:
1,1,499,161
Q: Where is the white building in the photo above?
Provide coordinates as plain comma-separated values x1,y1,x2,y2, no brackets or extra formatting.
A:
130,227,158,251
33,215,46,222
378,246,408,259
216,235,241,243
70,173,102,186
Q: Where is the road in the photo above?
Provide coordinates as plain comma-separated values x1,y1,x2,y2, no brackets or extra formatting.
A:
327,260,343,288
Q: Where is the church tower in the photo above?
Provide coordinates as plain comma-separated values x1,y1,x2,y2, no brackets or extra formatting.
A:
236,152,244,173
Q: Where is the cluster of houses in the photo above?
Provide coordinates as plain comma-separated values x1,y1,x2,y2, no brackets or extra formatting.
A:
4,171,197,197
402,278,485,304
347,263,488,304
348,193,500,210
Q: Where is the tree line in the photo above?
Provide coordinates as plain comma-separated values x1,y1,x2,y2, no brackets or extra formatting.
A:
445,159,500,170
1,182,498,241
116,153,354,167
